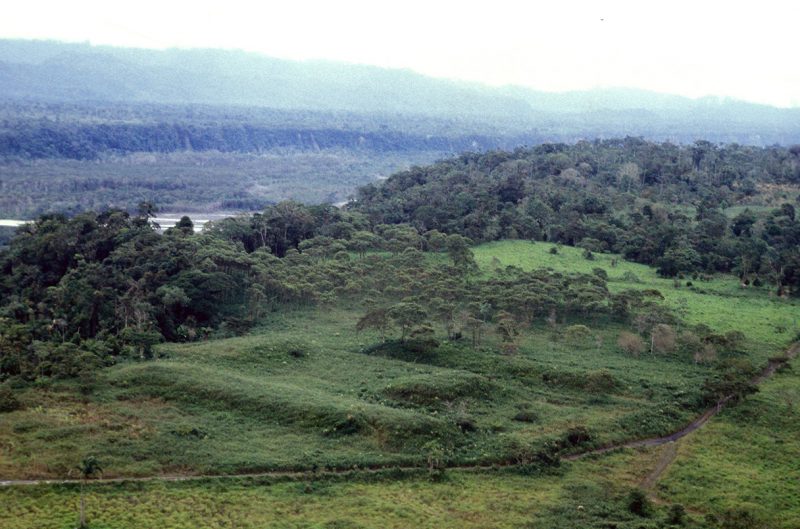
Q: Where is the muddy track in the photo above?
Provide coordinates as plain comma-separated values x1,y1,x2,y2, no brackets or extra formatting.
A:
2,343,796,488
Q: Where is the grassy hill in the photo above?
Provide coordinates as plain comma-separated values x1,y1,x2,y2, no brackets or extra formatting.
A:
3,360,798,529
1,240,798,527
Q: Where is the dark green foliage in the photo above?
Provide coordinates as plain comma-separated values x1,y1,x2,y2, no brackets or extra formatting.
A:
718,508,764,529
382,373,494,407
562,425,593,449
325,414,365,437
0,384,20,412
626,488,653,517
77,455,102,479
541,369,619,394
360,340,440,363
171,426,208,439
0,211,257,379
702,359,760,405
513,410,539,423
617,405,687,438
667,504,687,525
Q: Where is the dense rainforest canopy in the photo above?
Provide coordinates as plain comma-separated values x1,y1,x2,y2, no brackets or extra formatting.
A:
357,138,800,283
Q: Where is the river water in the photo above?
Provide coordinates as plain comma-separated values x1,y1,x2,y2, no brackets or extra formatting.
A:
0,217,211,232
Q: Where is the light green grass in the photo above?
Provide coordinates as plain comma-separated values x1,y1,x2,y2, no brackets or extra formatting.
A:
0,471,566,529
0,303,712,479
0,448,683,529
658,358,800,528
473,240,800,356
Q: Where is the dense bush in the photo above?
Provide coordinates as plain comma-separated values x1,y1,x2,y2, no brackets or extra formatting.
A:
0,384,21,412
617,331,646,356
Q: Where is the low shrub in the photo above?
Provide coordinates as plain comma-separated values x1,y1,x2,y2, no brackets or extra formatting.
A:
626,488,653,517
513,410,539,423
666,503,687,525
324,414,365,436
719,507,763,529
621,271,642,283
561,425,593,448
563,324,594,346
382,372,493,407
617,331,645,356
361,339,439,362
541,368,619,394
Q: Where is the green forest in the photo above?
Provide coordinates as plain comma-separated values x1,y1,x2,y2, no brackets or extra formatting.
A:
1,138,800,528
1,96,799,219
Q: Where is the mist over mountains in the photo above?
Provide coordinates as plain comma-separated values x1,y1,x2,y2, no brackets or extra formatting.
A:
1,39,799,145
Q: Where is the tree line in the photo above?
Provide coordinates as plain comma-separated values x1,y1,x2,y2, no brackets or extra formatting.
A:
0,121,543,161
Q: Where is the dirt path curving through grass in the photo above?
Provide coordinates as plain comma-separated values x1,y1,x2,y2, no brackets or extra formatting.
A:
564,342,798,461
639,441,679,490
2,343,797,488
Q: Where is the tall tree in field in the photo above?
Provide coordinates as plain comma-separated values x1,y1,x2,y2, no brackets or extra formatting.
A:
356,307,391,342
388,302,427,342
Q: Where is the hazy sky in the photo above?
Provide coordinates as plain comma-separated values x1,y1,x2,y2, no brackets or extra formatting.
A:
2,0,798,107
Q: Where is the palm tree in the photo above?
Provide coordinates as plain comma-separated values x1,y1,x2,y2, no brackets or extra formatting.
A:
77,456,102,528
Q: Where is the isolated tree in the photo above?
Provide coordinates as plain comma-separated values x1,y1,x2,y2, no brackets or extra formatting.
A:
563,324,593,346
495,310,520,354
651,324,677,354
388,302,427,342
355,307,391,342
176,215,194,234
422,439,446,480
428,297,457,339
702,359,759,405
425,230,448,252
348,231,379,258
445,234,476,270
77,456,102,528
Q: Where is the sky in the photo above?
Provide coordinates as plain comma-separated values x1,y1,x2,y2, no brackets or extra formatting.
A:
1,0,798,107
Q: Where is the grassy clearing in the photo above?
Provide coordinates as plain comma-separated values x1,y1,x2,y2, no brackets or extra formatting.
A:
0,471,563,529
473,240,800,356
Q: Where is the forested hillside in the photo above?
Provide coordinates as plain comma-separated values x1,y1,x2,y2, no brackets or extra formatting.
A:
357,139,800,283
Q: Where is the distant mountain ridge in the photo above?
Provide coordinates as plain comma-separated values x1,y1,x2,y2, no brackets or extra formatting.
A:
1,39,799,145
